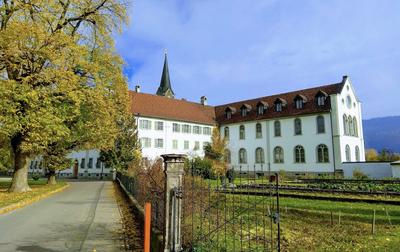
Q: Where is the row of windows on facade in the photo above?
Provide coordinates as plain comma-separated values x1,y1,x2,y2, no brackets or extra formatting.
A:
29,158,103,170
224,116,327,140
139,120,212,135
226,93,328,119
343,114,359,137
140,138,210,150
224,144,361,164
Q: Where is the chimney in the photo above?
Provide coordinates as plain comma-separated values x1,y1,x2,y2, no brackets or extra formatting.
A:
135,85,140,93
201,96,207,106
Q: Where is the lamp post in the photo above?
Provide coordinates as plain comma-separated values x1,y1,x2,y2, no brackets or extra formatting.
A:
100,162,104,180
268,162,271,183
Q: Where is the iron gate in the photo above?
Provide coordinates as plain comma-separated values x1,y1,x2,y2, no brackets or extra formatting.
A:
174,165,281,251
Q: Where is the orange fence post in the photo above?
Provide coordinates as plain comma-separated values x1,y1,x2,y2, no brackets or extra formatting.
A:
144,203,151,252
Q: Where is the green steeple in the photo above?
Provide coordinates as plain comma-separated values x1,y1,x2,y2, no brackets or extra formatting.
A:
156,50,175,98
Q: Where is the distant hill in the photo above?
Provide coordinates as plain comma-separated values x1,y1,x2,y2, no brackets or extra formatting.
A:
363,116,400,154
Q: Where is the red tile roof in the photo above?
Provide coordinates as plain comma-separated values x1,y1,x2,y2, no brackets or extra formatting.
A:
129,82,341,126
129,91,216,124
214,83,341,125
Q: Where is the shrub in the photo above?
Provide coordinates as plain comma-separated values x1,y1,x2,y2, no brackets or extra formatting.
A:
296,175,306,180
189,157,214,179
278,169,286,179
32,173,41,181
353,167,369,180
225,169,237,183
220,175,226,184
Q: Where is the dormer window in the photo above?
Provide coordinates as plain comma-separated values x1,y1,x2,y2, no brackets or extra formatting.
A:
274,98,287,112
315,90,328,106
276,103,282,112
296,100,303,109
225,106,236,119
294,94,308,109
256,101,269,115
240,104,252,117
318,96,325,105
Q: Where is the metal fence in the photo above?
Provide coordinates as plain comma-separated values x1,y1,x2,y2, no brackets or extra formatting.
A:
178,164,281,252
117,172,165,231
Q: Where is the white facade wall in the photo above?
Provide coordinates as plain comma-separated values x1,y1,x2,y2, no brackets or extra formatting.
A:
224,121,267,169
222,113,335,174
137,116,213,160
269,114,334,174
29,150,112,178
332,78,365,164
392,163,400,178
342,162,392,179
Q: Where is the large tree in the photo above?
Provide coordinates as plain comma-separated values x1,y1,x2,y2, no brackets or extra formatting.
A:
0,134,13,171
0,0,132,192
99,115,141,172
204,126,228,177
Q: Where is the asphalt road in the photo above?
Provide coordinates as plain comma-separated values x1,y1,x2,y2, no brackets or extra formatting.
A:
0,181,124,252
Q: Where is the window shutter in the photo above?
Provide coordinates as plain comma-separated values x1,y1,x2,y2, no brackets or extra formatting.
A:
147,138,151,147
149,121,152,130
189,125,192,133
178,124,181,132
139,120,143,129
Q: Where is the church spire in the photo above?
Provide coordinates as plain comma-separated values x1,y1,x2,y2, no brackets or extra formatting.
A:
156,49,175,98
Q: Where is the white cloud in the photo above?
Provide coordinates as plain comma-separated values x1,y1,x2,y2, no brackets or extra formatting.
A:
116,0,400,119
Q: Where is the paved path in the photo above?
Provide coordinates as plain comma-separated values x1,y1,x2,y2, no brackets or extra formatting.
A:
0,181,125,252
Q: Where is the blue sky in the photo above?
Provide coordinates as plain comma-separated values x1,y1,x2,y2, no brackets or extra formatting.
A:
115,0,400,120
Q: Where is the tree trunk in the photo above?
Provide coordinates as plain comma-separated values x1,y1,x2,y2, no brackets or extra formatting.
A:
47,170,57,185
8,138,32,192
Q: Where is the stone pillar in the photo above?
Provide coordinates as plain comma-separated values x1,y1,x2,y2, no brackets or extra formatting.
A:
162,154,186,252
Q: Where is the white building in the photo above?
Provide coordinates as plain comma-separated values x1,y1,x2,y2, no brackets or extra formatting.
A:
31,53,365,178
214,76,365,177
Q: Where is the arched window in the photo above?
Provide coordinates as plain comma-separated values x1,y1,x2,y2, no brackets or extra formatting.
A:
317,116,325,133
274,121,281,137
225,149,231,163
353,117,358,137
255,147,265,163
345,145,351,162
274,147,284,163
317,144,329,163
294,119,302,135
355,146,360,161
348,115,352,136
343,114,348,135
294,145,305,163
239,148,247,164
256,123,262,138
239,125,245,139
224,127,230,141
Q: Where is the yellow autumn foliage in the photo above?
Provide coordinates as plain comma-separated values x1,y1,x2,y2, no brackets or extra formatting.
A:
0,0,132,192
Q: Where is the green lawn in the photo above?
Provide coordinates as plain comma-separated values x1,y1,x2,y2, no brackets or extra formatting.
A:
0,180,68,210
279,197,400,251
182,187,400,251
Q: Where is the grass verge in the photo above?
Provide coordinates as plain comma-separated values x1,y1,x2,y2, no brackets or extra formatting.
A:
0,180,69,214
279,196,400,251
110,181,143,252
